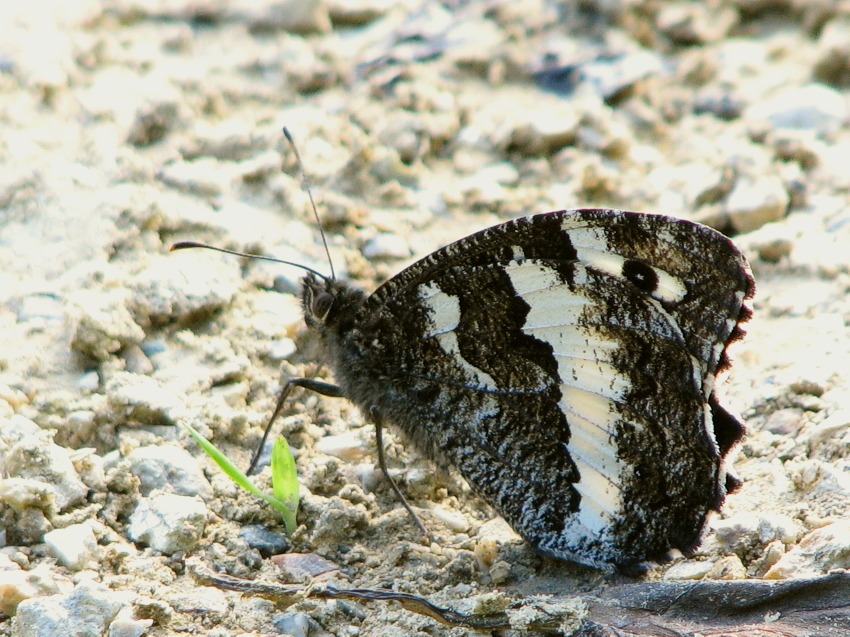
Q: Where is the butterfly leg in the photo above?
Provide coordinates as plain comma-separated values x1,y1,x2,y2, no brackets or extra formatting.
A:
247,378,345,475
371,407,432,542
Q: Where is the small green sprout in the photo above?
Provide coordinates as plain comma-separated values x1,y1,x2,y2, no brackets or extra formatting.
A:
181,422,299,536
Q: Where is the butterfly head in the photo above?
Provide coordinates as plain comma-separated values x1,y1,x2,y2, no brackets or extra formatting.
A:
301,273,367,334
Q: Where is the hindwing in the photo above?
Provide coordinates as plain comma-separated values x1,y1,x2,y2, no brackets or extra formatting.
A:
329,209,753,568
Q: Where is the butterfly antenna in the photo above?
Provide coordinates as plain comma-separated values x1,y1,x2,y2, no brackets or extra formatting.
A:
283,126,336,281
169,241,331,282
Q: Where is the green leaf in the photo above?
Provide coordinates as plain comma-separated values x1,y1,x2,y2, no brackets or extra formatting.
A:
180,421,298,535
271,437,299,536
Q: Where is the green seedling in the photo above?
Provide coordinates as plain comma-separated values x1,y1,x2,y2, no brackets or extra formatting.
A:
181,422,299,536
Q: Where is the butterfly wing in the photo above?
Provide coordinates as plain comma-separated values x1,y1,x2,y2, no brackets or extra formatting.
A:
332,209,754,568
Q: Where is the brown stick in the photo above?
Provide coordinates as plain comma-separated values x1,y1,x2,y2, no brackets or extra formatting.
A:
189,559,850,635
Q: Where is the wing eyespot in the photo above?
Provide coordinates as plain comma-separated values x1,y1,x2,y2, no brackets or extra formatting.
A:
622,259,659,294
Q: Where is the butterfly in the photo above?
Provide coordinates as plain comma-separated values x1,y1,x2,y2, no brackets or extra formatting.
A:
254,207,754,570
173,133,754,569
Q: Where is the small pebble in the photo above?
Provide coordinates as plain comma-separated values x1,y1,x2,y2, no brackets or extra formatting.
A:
127,445,213,498
1,417,88,511
131,253,242,322
745,222,795,263
663,559,715,580
71,289,146,361
166,586,229,614
273,610,320,637
268,337,297,360
745,83,848,134
315,431,369,462
157,157,230,197
13,293,65,323
306,495,369,545
123,344,154,375
75,371,100,393
750,540,786,577
0,478,54,512
362,233,412,260
806,410,850,445
105,372,182,426
704,554,747,580
725,174,789,233
14,582,127,637
0,559,68,615
757,513,803,544
488,559,512,585
239,525,290,557
764,520,850,578
250,0,331,34
713,512,802,557
809,462,850,500
657,2,738,44
713,513,760,555
43,523,98,571
428,505,471,533
272,552,340,580
107,607,154,637
763,409,804,436
127,493,207,554
326,0,389,26
474,518,522,568
813,17,850,85
140,339,167,359
693,90,744,120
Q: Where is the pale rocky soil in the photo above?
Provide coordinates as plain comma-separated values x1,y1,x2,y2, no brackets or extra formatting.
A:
1,1,850,636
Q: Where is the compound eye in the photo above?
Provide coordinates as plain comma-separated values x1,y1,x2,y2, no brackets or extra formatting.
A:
312,291,334,320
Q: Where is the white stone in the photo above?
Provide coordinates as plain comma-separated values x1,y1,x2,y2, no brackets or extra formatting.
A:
43,524,98,571
268,337,297,361
0,478,55,512
131,252,242,321
765,521,850,579
362,233,412,260
0,414,41,442
474,517,522,567
1,417,87,511
108,607,154,637
746,83,848,134
713,512,760,553
725,174,789,234
704,554,747,580
326,0,391,25
657,2,737,43
14,582,127,637
157,157,230,198
807,410,850,445
127,445,213,499
70,289,145,361
714,512,802,554
663,559,715,580
757,513,803,545
166,585,229,614
811,462,850,500
274,611,316,637
428,505,471,533
0,560,68,616
127,493,207,554
315,431,369,462
104,372,183,426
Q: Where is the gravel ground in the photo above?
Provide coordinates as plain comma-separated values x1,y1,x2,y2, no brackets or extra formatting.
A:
2,1,850,636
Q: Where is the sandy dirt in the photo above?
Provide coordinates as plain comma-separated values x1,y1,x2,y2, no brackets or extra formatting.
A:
1,1,849,636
